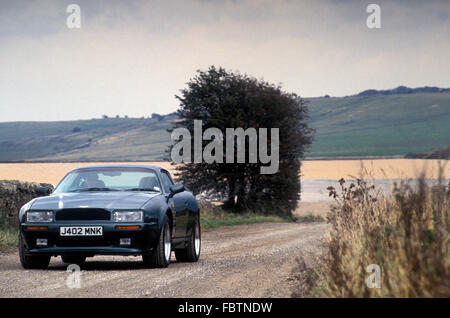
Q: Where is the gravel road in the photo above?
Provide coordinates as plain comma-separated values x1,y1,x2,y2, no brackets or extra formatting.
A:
0,222,328,298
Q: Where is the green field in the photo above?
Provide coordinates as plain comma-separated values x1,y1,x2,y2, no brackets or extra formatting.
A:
306,93,450,157
0,92,449,161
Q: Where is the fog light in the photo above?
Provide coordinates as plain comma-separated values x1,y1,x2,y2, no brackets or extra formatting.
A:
120,238,131,246
36,238,48,247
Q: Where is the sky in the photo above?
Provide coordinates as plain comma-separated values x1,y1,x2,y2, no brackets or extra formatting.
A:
0,0,449,122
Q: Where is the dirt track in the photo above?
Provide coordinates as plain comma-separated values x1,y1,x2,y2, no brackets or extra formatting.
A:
0,222,327,298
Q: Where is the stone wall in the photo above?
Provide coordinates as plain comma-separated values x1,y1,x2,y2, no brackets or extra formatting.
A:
0,180,53,228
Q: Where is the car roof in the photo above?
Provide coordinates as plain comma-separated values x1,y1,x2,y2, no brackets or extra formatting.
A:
69,163,167,173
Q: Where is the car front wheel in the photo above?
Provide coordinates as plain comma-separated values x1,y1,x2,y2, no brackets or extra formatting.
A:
142,218,171,268
19,234,50,269
175,214,201,262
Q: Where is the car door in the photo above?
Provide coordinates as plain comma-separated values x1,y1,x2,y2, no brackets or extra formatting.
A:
161,170,188,239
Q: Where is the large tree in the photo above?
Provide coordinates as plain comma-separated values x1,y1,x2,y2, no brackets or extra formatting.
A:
169,66,313,215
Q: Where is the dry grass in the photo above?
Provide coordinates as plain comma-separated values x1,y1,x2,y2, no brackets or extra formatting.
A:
294,167,449,297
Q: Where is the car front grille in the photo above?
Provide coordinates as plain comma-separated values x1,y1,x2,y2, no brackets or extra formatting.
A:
55,208,111,221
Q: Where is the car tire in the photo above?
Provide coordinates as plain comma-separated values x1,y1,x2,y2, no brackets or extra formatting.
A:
175,214,201,262
142,218,171,268
61,256,86,265
19,234,50,269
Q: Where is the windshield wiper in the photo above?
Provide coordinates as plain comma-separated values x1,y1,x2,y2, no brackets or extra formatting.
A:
71,187,119,192
124,188,160,192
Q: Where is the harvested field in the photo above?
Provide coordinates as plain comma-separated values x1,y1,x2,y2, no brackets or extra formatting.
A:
0,159,447,185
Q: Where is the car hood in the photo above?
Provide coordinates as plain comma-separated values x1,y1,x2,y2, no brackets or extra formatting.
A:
29,191,160,210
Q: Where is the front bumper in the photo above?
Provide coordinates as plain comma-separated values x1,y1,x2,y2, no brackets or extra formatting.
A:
20,221,159,256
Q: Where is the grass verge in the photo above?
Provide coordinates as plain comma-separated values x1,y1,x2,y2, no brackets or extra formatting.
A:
295,213,325,223
199,201,291,230
0,213,18,248
0,226,18,248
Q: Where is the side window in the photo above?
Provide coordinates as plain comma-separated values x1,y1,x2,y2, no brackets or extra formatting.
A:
161,171,174,193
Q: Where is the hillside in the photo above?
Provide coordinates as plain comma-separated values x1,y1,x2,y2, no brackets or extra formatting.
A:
0,114,177,161
306,92,450,157
0,91,449,161
355,86,450,97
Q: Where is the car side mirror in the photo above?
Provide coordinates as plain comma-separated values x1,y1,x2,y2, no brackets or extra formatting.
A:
36,186,51,196
168,184,185,198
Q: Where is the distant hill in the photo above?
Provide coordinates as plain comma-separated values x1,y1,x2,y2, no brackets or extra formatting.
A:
0,113,178,161
0,89,449,161
355,86,450,97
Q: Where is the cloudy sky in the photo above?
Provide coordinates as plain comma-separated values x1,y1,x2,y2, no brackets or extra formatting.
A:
1,0,449,121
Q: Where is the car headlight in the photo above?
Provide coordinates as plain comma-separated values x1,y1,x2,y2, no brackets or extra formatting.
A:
113,211,143,222
26,211,53,223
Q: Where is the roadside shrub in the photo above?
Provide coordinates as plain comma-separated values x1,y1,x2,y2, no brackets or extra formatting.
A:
294,170,449,297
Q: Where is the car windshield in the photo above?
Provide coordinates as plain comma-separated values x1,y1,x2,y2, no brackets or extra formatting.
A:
53,167,162,194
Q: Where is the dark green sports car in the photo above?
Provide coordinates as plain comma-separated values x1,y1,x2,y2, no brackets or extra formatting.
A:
18,164,201,269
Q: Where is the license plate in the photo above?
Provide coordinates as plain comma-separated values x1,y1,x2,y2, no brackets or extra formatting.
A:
60,226,103,236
